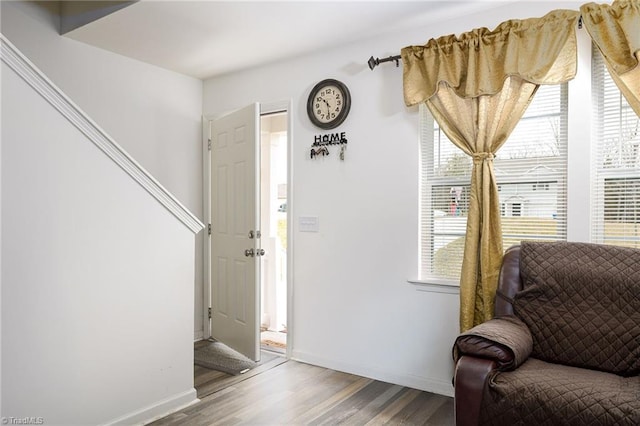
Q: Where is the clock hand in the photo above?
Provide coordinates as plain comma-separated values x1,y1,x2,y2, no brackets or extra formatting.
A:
323,99,331,115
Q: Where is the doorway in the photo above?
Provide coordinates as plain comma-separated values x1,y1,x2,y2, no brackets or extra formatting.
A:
204,101,291,361
259,111,288,353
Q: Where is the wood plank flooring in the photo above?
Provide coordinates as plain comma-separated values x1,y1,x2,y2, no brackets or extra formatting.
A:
195,348,288,399
151,351,454,426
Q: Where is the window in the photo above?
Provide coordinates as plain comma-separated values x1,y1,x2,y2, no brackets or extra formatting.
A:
419,84,568,282
591,46,640,248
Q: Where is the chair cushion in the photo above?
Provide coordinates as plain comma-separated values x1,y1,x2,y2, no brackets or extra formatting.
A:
514,241,640,376
480,358,640,426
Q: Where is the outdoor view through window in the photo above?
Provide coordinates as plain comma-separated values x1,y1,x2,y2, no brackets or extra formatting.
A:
419,47,640,283
419,84,568,281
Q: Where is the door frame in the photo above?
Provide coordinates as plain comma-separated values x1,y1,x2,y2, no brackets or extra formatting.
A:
202,99,294,359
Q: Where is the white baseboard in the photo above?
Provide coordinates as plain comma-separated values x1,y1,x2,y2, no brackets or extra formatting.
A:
104,388,199,426
291,350,454,398
194,330,204,342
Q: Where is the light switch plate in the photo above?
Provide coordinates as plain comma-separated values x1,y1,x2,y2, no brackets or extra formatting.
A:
299,216,319,232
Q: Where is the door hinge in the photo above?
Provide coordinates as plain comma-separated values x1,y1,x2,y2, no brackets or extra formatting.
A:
208,224,212,235
208,307,212,319
208,138,212,151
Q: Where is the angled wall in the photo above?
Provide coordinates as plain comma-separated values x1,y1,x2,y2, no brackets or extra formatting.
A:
60,1,137,34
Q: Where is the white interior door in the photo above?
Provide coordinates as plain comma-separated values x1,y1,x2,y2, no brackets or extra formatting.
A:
209,103,261,361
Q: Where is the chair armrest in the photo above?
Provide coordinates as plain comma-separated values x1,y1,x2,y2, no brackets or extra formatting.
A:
453,315,533,371
454,356,496,426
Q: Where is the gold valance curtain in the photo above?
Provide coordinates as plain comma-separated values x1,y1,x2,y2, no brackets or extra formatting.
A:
402,10,580,104
581,0,640,116
401,10,580,332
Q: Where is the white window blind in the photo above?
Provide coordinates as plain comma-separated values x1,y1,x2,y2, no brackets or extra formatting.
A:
419,84,568,281
591,46,640,248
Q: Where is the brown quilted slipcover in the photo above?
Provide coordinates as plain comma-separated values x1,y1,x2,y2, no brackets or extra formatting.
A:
480,358,640,426
453,242,640,426
454,316,533,371
514,241,640,376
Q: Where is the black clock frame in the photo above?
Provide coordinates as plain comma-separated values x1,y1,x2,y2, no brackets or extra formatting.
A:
306,79,351,130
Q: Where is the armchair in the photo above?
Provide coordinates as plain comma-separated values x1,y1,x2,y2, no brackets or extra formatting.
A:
452,242,640,426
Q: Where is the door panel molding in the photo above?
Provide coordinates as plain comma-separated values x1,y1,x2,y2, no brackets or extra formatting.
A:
208,103,260,361
202,100,293,360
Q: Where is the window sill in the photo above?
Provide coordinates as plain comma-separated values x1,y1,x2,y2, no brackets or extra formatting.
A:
408,278,460,294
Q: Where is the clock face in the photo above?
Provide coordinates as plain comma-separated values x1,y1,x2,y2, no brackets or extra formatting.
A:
307,79,351,129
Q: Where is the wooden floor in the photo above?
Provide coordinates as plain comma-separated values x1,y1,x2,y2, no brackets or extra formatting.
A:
151,351,454,426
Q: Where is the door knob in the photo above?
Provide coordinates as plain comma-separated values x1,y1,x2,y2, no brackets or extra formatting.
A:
244,248,254,257
256,248,265,256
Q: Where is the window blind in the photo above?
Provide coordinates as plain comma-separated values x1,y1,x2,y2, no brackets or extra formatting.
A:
591,46,640,248
419,84,568,281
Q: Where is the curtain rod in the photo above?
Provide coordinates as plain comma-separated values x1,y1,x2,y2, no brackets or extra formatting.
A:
367,16,583,71
367,55,401,70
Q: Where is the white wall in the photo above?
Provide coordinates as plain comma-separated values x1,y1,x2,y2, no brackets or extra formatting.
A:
0,0,206,339
1,57,197,424
203,1,583,395
1,0,205,423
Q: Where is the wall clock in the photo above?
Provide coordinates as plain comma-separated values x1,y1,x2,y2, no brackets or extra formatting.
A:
306,79,351,130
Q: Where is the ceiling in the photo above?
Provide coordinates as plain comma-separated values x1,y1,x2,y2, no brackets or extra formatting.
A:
64,0,501,80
